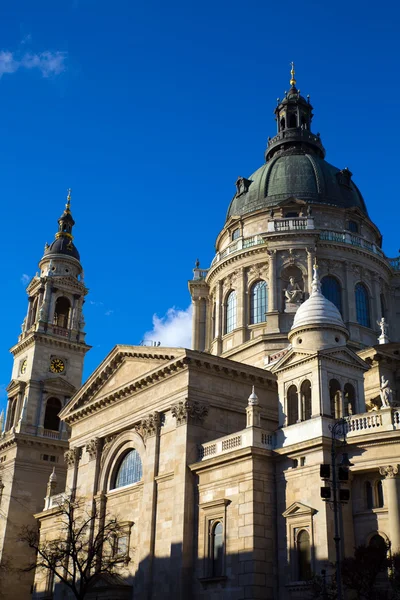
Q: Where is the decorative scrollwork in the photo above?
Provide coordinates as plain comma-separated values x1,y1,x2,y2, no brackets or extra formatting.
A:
139,412,161,441
64,446,82,467
379,464,399,479
85,437,102,461
171,400,209,427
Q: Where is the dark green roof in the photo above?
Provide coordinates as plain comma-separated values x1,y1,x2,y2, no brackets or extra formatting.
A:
227,150,367,220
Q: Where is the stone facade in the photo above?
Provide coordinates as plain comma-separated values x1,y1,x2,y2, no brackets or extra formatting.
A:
2,75,400,600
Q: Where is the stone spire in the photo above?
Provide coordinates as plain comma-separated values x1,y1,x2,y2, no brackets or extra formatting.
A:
43,189,80,261
246,386,261,428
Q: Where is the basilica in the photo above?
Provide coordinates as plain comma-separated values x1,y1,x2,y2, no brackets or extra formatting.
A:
1,67,400,600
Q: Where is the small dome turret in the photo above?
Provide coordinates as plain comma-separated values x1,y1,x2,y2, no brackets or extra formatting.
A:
289,264,349,350
43,189,80,261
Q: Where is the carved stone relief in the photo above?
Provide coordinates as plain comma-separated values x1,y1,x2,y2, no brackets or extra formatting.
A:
171,400,209,427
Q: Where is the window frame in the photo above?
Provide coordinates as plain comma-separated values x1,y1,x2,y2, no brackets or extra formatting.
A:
249,280,268,325
355,282,371,328
199,498,230,582
111,448,143,491
321,275,343,315
224,290,237,335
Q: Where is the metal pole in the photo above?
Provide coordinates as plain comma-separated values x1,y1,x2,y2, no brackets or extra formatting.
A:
331,425,343,600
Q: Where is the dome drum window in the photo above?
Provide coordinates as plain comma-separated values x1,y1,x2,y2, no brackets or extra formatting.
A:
250,281,268,325
355,283,371,328
224,291,237,334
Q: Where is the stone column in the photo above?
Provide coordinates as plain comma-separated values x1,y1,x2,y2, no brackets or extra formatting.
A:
191,298,200,350
379,465,400,553
214,280,223,354
371,273,381,324
268,250,277,311
237,267,246,344
306,247,315,294
344,263,355,323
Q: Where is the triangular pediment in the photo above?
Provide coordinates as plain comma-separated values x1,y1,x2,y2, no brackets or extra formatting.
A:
6,379,27,394
271,345,369,373
283,501,317,518
319,346,369,370
43,377,77,395
270,348,316,372
273,196,307,208
60,345,184,418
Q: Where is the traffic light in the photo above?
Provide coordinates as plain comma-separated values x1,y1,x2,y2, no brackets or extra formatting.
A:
321,486,331,499
320,464,330,479
338,466,349,481
339,489,350,502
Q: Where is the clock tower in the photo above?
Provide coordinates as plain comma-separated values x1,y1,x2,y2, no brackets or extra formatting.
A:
0,191,90,600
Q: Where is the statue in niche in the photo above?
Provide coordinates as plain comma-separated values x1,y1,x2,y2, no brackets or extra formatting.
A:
284,277,303,305
380,375,394,408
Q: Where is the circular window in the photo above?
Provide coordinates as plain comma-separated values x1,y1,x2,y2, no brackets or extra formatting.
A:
335,337,340,343
298,338,302,344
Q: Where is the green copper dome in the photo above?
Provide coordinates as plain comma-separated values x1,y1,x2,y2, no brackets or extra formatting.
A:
226,75,368,220
227,150,367,219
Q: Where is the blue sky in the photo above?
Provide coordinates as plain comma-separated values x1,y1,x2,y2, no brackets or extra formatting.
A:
0,0,399,415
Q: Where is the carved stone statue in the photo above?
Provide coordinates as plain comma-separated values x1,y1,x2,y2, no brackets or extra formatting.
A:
21,317,26,333
284,277,303,305
380,375,393,408
377,317,390,345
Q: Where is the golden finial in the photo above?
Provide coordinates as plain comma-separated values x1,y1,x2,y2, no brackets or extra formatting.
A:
290,61,296,87
66,188,71,211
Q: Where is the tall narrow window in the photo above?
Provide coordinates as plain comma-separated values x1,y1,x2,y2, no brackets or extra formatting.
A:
8,399,17,430
43,398,62,431
232,228,240,241
225,291,237,334
54,296,71,329
343,383,356,416
287,385,298,425
365,481,373,509
348,220,359,233
113,449,143,489
297,530,311,581
329,379,341,418
300,380,312,421
355,283,370,328
289,113,297,128
321,276,342,314
376,480,384,508
211,521,224,577
250,280,268,324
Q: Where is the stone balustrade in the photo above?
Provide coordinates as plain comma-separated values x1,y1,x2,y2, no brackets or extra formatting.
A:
198,428,273,461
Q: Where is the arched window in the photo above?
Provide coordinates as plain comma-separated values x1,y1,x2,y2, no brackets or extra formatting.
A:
211,521,224,577
376,480,384,508
329,379,341,418
300,380,312,421
344,383,356,416
232,228,240,241
43,398,62,431
225,291,237,334
250,281,268,324
54,297,71,329
297,530,311,581
355,283,371,328
113,449,142,489
288,113,297,128
366,481,373,509
287,385,298,425
8,399,17,430
285,211,299,218
280,116,286,130
348,220,359,233
321,276,342,314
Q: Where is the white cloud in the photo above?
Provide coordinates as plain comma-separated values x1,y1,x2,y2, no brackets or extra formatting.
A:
104,310,114,317
20,273,30,285
143,305,192,348
0,49,66,79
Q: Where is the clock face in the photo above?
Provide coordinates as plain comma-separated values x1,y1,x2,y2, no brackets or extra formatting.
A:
20,359,27,374
50,358,65,374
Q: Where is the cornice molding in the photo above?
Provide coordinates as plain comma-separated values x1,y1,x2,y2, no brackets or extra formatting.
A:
63,349,276,425
10,332,90,357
